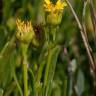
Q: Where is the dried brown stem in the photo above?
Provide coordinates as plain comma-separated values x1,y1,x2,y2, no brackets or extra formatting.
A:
65,0,96,72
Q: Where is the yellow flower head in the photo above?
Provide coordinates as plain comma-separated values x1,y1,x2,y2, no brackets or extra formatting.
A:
44,0,54,12
45,0,51,5
56,0,67,10
44,0,67,25
16,19,35,43
44,0,67,13
16,19,32,34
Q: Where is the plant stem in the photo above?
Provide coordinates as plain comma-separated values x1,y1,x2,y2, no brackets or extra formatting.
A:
28,68,36,96
65,0,96,72
43,46,60,96
21,43,28,96
44,49,51,87
23,56,28,96
13,69,23,96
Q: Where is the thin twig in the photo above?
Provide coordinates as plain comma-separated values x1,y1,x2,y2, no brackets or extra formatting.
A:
65,0,96,72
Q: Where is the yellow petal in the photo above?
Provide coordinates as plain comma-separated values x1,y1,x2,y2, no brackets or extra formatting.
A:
44,0,51,4
44,1,54,12
56,0,67,10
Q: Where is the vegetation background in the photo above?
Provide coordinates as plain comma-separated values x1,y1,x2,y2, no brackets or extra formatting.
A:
0,0,96,96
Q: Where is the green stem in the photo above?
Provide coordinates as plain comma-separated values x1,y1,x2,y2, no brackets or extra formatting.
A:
13,70,23,96
51,26,57,42
43,46,60,96
44,49,51,87
23,55,28,96
36,61,46,83
20,43,29,96
28,68,36,96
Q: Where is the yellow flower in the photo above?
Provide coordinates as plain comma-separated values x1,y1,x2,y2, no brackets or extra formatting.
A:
44,0,54,12
16,19,35,43
44,0,67,13
56,0,67,10
16,19,32,34
44,0,51,5
44,0,67,25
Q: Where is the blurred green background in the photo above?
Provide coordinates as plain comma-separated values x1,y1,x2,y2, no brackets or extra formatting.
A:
0,0,96,96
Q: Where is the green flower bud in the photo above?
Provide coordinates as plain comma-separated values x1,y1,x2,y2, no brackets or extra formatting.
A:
46,13,62,25
16,19,35,44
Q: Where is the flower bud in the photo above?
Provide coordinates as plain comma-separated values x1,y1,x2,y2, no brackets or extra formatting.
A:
16,19,35,44
44,0,67,25
46,13,62,25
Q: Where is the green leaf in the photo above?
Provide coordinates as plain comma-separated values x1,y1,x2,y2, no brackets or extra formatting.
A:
28,68,36,96
43,45,61,96
0,37,16,88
